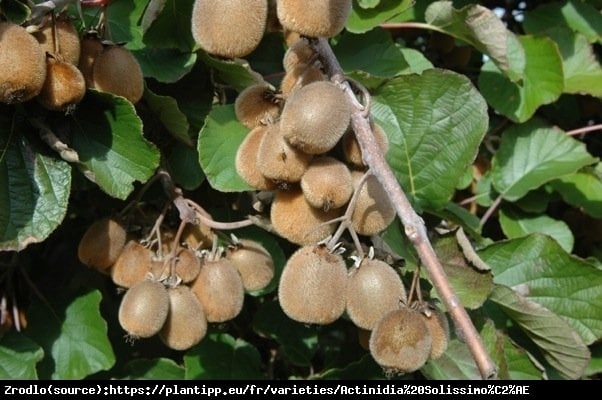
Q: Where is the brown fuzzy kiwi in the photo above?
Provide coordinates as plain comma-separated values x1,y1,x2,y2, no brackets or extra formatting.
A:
282,38,315,73
346,258,407,330
236,125,278,191
78,33,104,87
279,62,325,99
278,244,347,324
277,0,352,38
350,171,396,236
235,83,281,129
301,156,353,211
342,122,389,168
110,240,154,288
37,56,86,111
0,22,47,104
174,247,201,284
91,44,144,103
78,216,127,270
190,257,245,323
369,307,432,374
270,187,340,246
118,280,169,338
33,15,81,65
420,305,450,360
280,81,350,154
257,123,312,184
181,222,213,250
225,239,274,292
159,285,207,351
191,0,268,58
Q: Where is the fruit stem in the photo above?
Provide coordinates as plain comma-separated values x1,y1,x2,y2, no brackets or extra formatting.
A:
312,37,497,380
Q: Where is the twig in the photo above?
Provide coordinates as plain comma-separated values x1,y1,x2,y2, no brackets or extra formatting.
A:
313,37,497,379
480,194,503,227
566,123,602,136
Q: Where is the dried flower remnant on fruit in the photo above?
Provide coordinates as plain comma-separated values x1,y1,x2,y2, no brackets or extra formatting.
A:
277,0,352,38
118,280,170,338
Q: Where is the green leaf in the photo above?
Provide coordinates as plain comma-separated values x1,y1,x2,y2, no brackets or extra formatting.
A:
198,105,253,192
143,0,196,51
357,0,381,9
197,51,263,92
488,285,590,380
317,354,385,380
70,91,161,200
123,358,185,380
480,234,602,345
490,119,597,202
398,48,434,75
0,331,44,379
0,115,71,251
421,336,481,380
1,0,31,24
165,142,205,191
550,169,602,219
144,88,193,146
133,48,197,83
585,343,602,377
373,69,488,210
346,0,414,33
184,333,263,379
102,0,148,49
499,207,574,253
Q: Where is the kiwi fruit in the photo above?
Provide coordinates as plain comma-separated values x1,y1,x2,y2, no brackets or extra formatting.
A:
277,0,352,38
190,257,245,323
0,22,47,104
350,171,396,236
118,280,169,338
421,305,450,359
37,56,86,111
280,81,350,154
282,38,315,73
235,83,281,129
91,44,144,103
78,216,127,270
279,62,325,99
159,285,207,351
278,244,347,324
235,125,278,191
78,33,104,87
270,187,340,246
301,156,353,211
181,222,213,250
110,240,154,288
33,15,81,65
342,122,389,168
369,307,433,374
191,0,268,58
346,258,407,330
174,247,201,284
225,239,274,292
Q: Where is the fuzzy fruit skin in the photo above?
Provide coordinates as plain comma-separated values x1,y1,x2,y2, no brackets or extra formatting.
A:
277,0,352,38
78,34,104,87
225,239,274,292
92,45,144,103
110,240,154,288
280,81,350,154
350,171,396,236
422,306,450,359
342,123,389,168
191,0,268,58
236,125,277,191
174,247,201,284
159,285,207,351
0,22,47,104
235,84,281,129
34,17,81,65
279,62,325,99
37,57,86,111
282,38,315,73
369,307,432,374
301,156,353,211
118,280,170,338
278,245,347,324
78,217,127,270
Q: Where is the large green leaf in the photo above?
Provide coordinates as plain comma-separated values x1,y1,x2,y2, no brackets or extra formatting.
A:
69,91,161,200
490,119,597,202
0,331,44,379
317,354,385,380
346,0,414,33
184,333,263,379
550,168,602,219
133,48,197,84
143,0,196,51
420,336,481,380
123,358,185,380
101,0,147,48
165,142,205,191
197,51,263,92
479,35,564,123
198,105,253,192
373,69,488,210
488,285,590,380
144,88,193,146
0,114,71,251
480,234,602,345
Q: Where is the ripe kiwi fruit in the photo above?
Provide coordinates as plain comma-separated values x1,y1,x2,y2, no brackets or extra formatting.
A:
279,62,325,99
342,122,389,168
78,216,127,270
91,44,144,103
191,0,268,58
159,285,207,351
225,239,274,292
37,56,86,111
33,15,81,65
420,305,450,360
270,187,340,246
0,22,47,104
277,0,352,38
174,247,201,284
110,240,154,288
350,171,396,236
190,257,245,323
301,156,353,211
236,125,277,191
234,83,281,129
278,244,347,324
280,81,350,154
78,33,104,87
118,280,169,338
346,258,407,330
282,38,315,73
369,307,433,374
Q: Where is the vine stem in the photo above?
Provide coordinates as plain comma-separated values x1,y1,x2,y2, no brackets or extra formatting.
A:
313,37,497,379
566,123,602,136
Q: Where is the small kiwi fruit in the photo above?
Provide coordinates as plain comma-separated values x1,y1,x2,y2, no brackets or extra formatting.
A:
37,56,86,111
234,83,281,129
78,216,127,270
236,125,278,191
191,0,268,58
346,258,407,330
369,307,433,374
0,22,47,104
278,244,347,324
280,81,350,154
78,33,104,87
301,156,353,211
190,257,245,323
118,280,169,338
110,240,154,288
91,44,144,103
159,285,207,351
225,239,274,292
282,38,315,73
342,122,389,168
279,62,325,99
270,187,340,246
277,0,352,38
174,247,201,284
420,304,450,360
33,15,81,65
350,171,396,236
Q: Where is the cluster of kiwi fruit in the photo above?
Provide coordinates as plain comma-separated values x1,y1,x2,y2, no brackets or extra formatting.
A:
0,12,143,110
77,215,275,351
